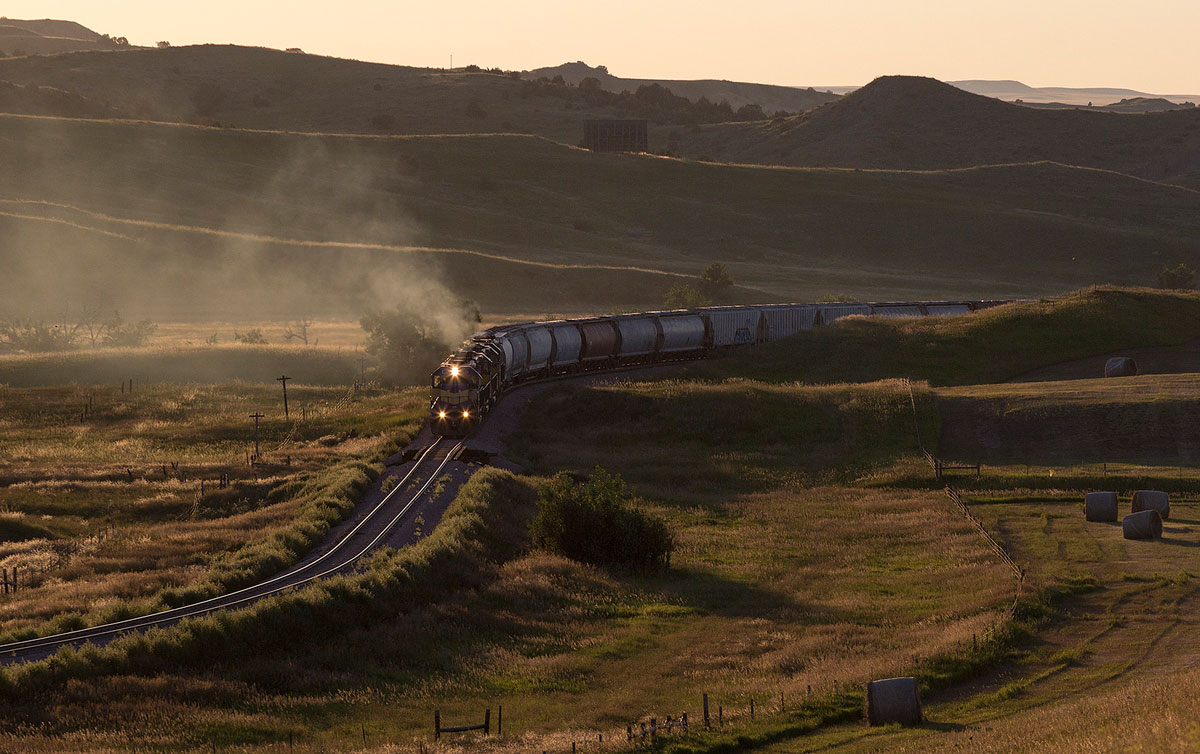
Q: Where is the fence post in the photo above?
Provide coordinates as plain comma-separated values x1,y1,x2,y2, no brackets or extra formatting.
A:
750,698,754,720
703,693,710,729
484,708,491,735
719,706,723,727
498,704,502,736
781,691,785,712
434,710,440,741
650,718,656,738
627,725,632,741
682,712,688,729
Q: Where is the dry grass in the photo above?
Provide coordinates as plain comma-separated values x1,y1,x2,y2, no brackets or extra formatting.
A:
0,381,423,637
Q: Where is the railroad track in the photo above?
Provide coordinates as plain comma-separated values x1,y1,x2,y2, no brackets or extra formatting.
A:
0,437,464,664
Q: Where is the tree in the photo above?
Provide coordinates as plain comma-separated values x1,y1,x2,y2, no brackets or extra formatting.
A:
663,284,711,309
530,468,673,571
360,299,481,385
1157,263,1197,290
0,320,78,352
157,40,171,48
284,319,314,345
699,262,734,301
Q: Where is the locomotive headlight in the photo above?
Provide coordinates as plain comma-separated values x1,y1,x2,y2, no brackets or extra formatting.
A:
438,411,447,419
450,366,460,377
462,410,470,419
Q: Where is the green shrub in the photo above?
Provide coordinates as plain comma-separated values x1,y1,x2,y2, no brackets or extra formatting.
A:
531,468,673,571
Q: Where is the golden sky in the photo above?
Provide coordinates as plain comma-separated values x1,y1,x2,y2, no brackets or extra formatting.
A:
7,0,1199,93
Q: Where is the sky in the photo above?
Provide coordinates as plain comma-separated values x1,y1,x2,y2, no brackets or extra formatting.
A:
6,0,1199,93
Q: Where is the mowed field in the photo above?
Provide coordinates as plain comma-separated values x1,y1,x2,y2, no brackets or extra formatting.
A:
1,113,1198,321
0,290,1197,752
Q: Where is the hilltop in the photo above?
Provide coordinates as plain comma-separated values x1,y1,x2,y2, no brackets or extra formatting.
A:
0,18,122,55
675,76,1200,188
524,61,838,114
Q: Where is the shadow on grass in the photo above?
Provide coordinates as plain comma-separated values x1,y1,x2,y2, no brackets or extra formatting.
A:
626,564,836,622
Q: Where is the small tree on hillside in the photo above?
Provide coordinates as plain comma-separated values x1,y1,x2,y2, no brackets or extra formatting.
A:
531,468,673,572
699,262,734,301
663,284,711,309
1157,263,1197,291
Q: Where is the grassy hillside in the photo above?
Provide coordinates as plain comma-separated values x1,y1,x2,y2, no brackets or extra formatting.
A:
2,115,1198,318
0,44,753,142
0,19,119,56
699,289,1200,386
678,76,1200,188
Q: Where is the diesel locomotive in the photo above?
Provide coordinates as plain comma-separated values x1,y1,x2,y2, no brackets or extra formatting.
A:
429,299,1005,436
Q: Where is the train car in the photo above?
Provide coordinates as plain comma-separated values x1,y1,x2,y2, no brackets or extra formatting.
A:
522,324,555,377
547,321,583,374
815,302,872,325
703,306,765,346
657,313,707,357
578,319,620,366
761,304,817,340
870,303,926,317
614,315,659,363
924,302,973,316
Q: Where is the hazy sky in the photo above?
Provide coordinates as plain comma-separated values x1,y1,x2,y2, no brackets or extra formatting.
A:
7,1,1199,92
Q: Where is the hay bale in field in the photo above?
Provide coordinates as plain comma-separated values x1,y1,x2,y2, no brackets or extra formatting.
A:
1122,509,1163,540
1104,357,1138,377
1084,491,1119,522
1131,490,1170,520
866,676,922,726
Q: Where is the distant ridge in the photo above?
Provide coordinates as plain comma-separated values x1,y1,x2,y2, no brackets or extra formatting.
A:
950,79,1200,107
0,18,120,55
523,61,838,115
675,76,1200,189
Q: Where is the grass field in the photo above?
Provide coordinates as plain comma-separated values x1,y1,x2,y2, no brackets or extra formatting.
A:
1,115,1198,322
0,380,423,640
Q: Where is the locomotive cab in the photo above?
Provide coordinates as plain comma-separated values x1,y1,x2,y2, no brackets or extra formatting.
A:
430,362,481,435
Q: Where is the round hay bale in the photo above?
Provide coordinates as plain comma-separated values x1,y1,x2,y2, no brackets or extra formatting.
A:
1131,490,1170,520
1084,491,1118,522
1122,509,1163,540
866,676,922,726
1104,357,1138,377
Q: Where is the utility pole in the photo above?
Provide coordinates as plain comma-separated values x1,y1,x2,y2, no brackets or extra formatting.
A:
249,412,264,459
276,375,291,420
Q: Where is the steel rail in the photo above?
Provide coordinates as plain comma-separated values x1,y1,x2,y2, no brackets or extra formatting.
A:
0,437,463,660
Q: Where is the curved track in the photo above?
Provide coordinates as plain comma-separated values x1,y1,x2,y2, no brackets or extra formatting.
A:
0,437,464,663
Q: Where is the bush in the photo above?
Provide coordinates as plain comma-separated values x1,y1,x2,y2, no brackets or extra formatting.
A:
530,468,673,571
1157,263,1196,290
663,284,710,309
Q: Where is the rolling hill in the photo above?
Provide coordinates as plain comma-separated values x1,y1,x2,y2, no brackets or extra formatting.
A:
0,18,121,56
1,113,1197,320
674,76,1200,188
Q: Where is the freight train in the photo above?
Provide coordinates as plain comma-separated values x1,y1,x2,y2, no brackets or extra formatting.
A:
429,300,1006,436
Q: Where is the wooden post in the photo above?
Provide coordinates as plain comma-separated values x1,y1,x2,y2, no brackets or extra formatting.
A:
572,742,576,754
434,710,440,741
249,412,264,459
682,712,688,729
750,698,754,720
703,693,710,729
626,725,632,741
650,718,656,738
781,691,785,712
484,708,491,735
2,567,7,595
276,375,291,420
719,706,723,727
497,704,502,736
11,566,15,593
361,722,366,745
